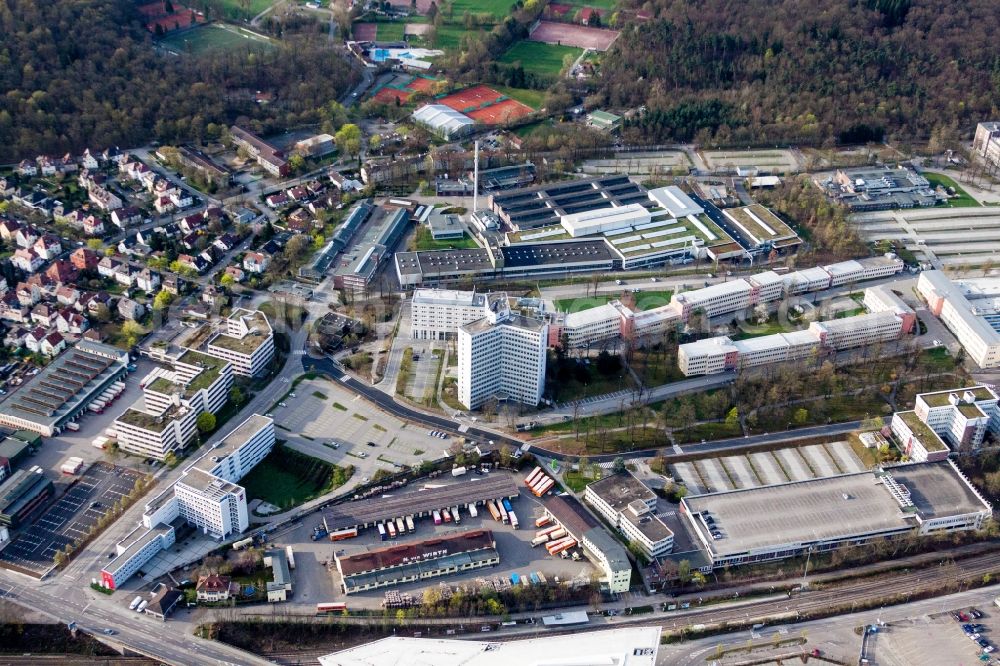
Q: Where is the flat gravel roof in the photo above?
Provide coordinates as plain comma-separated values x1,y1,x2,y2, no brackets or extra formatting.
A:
683,462,988,558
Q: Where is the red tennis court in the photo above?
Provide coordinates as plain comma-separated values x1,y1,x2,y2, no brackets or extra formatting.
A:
528,20,619,51
466,98,533,124
353,23,377,41
437,85,505,113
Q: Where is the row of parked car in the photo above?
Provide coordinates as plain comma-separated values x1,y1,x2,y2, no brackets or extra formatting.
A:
954,608,995,656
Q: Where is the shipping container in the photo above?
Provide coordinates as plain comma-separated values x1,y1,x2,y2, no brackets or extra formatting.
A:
452,466,467,477
378,523,387,540
65,421,81,430
534,477,555,497
330,527,359,541
433,510,442,525
535,515,551,528
405,516,415,533
467,503,478,518
509,511,519,529
497,502,509,524
487,501,501,522
531,535,550,547
537,525,560,538
285,546,296,570
548,528,567,540
501,498,513,513
525,466,543,487
510,573,520,585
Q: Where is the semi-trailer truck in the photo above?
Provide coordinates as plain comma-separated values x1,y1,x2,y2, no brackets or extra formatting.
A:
395,517,406,535
442,508,452,523
378,523,387,540
501,498,513,513
433,510,442,525
405,516,415,533
487,501,502,522
452,506,460,523
525,466,543,486
535,515,551,528
467,503,478,518
509,511,519,529
531,535,549,547
387,521,396,538
497,502,509,524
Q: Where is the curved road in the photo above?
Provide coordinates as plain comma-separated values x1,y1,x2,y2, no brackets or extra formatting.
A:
301,353,868,462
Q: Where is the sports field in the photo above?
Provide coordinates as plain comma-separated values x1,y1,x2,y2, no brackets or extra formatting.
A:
374,21,406,41
206,0,276,20
528,20,619,51
499,41,583,76
160,24,273,55
448,0,510,19
437,84,534,122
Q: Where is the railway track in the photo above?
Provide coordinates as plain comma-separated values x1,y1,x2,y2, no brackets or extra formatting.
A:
245,550,1000,664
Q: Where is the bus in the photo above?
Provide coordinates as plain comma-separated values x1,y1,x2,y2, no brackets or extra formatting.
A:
317,603,348,613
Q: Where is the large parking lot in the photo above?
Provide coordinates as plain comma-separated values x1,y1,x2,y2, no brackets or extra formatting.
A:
0,462,144,577
266,485,598,611
874,605,1000,665
671,441,868,495
272,377,453,484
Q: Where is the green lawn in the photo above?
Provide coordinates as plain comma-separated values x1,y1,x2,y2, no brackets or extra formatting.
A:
448,0,510,19
375,21,406,41
565,0,618,9
492,85,546,110
204,0,276,20
433,24,483,50
925,172,980,208
555,290,672,313
240,444,353,511
160,24,273,56
498,41,582,76
412,226,480,250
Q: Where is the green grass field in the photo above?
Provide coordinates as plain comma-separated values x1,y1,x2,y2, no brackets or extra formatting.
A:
240,444,353,510
925,172,981,208
492,85,546,110
448,0,511,19
498,41,582,76
565,0,618,9
555,290,672,312
205,0,276,20
432,24,483,50
374,21,406,41
160,24,273,55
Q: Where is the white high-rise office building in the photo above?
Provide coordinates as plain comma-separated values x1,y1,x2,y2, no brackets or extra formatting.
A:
457,296,547,409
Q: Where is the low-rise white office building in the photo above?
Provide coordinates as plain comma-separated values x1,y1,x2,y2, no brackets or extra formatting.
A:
558,302,625,348
918,270,1000,368
672,280,752,319
457,297,547,409
560,203,651,237
823,255,904,286
584,472,674,559
808,311,903,350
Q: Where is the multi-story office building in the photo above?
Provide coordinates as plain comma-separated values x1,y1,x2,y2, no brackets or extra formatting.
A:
671,280,752,319
102,415,274,589
913,386,999,449
808,311,903,350
556,303,626,348
918,270,1000,368
678,337,739,376
410,289,489,340
584,472,674,559
823,256,905,286
974,122,1000,170
457,297,547,409
206,309,275,377
174,469,247,538
116,350,232,460
863,284,917,333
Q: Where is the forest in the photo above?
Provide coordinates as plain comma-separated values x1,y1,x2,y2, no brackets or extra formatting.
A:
604,0,1000,146
0,0,357,161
